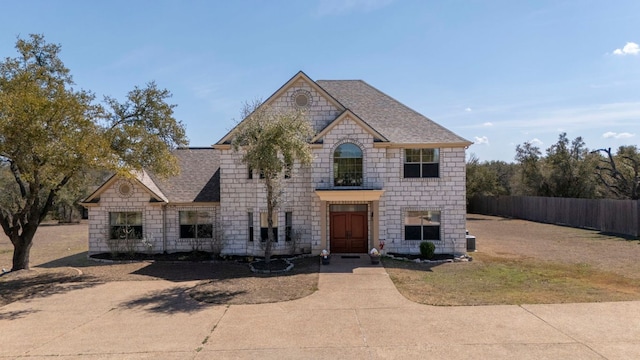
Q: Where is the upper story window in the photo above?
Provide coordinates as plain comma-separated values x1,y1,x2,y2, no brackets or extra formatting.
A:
334,143,362,186
404,148,439,178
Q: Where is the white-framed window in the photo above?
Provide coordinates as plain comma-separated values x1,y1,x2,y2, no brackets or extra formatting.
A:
404,210,441,241
404,148,439,178
109,212,143,240
179,211,213,239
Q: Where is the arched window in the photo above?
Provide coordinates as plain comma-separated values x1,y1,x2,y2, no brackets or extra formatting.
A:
333,143,363,186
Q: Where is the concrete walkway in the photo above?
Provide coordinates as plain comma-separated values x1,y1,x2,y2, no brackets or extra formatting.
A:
1,256,640,359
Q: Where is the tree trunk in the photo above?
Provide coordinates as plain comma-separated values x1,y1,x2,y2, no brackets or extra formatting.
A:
264,179,274,264
11,235,33,271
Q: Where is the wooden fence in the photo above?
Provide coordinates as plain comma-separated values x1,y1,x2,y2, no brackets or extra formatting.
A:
468,196,640,237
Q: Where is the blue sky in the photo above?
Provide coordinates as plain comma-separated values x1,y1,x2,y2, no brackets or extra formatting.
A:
1,0,639,162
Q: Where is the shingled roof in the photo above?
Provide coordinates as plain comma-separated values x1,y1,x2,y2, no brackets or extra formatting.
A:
146,148,220,203
317,80,471,145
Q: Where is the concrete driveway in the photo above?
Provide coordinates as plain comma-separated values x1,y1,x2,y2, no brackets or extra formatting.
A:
1,256,640,359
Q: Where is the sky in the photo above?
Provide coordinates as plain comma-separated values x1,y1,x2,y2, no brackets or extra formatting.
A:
1,0,639,162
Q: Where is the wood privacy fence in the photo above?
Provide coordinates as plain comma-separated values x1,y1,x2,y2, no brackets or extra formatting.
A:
468,196,640,237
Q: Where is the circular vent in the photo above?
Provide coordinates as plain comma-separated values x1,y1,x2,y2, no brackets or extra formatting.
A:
295,93,309,107
117,181,133,198
291,89,312,109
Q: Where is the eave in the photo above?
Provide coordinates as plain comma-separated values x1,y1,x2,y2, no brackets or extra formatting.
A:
314,189,385,202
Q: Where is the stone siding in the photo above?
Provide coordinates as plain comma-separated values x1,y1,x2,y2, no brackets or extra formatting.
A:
89,77,468,256
87,180,221,254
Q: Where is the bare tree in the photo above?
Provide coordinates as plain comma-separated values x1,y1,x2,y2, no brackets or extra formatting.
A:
593,146,640,200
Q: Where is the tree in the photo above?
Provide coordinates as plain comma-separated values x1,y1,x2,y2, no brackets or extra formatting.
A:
514,141,544,195
0,34,187,270
484,160,516,195
231,100,313,264
543,133,598,198
512,133,598,198
466,154,515,201
593,146,640,200
466,154,500,200
54,169,109,223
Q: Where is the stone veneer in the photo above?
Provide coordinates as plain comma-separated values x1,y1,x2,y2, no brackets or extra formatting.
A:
87,180,220,255
88,78,467,256
218,79,468,256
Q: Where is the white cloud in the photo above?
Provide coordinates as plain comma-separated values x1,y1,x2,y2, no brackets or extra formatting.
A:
465,107,472,112
316,0,394,16
613,42,639,56
603,131,635,139
530,138,543,146
474,136,489,145
482,122,493,127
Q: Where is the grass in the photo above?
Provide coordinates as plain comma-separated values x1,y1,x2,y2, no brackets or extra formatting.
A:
3,217,640,307
384,253,640,305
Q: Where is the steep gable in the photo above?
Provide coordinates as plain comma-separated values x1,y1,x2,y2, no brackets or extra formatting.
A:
311,110,388,144
216,71,344,145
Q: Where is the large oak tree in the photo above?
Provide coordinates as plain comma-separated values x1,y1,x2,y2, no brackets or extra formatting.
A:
0,34,187,270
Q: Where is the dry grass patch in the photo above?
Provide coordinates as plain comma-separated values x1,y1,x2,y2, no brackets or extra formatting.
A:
384,253,640,305
189,256,319,304
0,222,320,306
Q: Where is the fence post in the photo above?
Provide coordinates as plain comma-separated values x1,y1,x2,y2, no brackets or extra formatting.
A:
637,200,640,237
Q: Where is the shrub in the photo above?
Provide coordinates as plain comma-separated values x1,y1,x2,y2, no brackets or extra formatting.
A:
420,241,436,259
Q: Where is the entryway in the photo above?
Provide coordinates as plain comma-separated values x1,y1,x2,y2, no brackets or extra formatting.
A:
329,204,368,253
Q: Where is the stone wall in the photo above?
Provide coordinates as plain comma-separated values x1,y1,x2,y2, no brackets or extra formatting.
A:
87,180,222,254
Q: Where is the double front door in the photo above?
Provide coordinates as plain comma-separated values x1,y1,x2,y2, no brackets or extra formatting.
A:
330,207,368,253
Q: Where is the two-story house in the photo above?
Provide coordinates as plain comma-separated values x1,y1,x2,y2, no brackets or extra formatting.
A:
82,71,472,256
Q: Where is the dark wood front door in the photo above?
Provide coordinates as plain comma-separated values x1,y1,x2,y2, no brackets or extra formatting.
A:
330,212,368,253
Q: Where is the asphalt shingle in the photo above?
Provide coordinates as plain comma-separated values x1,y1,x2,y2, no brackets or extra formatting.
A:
317,80,471,145
147,148,220,203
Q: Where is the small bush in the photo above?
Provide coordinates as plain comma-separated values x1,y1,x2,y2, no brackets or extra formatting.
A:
420,241,436,259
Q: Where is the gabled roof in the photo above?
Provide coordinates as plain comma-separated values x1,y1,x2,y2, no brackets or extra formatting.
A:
82,148,220,205
215,71,345,146
215,72,471,147
311,109,388,144
316,80,471,146
148,148,220,203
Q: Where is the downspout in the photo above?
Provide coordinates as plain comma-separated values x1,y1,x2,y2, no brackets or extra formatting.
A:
162,204,167,253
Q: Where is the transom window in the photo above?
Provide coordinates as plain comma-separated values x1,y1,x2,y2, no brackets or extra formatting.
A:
404,148,439,178
110,212,143,240
179,211,213,239
334,143,363,186
405,210,441,241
